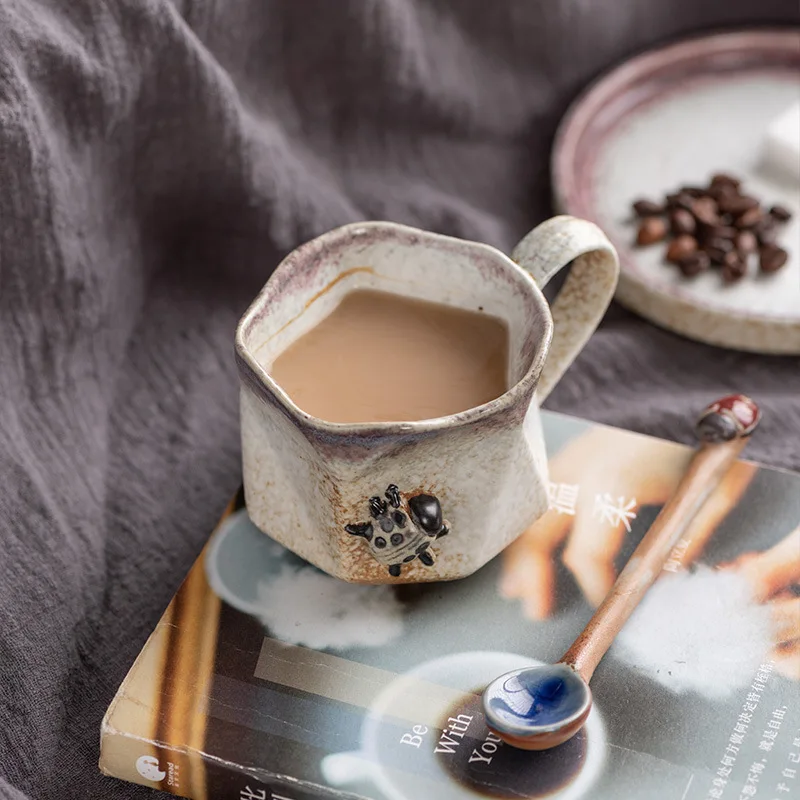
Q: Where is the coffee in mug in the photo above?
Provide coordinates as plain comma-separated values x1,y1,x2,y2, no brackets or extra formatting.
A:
269,289,509,424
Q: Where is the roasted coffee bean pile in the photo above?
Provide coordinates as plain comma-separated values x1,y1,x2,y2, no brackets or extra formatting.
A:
632,174,792,283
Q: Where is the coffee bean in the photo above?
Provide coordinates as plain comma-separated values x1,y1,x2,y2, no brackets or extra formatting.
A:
666,235,698,263
754,217,777,245
670,209,696,236
760,244,788,273
704,237,734,265
770,205,792,223
722,259,747,283
702,225,738,241
710,173,741,190
705,249,726,265
677,251,710,277
680,186,707,198
666,192,695,212
722,250,743,269
717,194,759,216
709,189,738,208
695,223,717,244
633,199,664,217
735,206,763,229
706,236,734,251
636,216,668,246
735,230,758,254
691,197,719,226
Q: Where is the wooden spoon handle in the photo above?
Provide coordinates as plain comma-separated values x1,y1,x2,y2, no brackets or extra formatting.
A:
559,395,760,683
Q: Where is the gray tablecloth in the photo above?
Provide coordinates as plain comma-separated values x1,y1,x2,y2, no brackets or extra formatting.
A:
1,2,798,798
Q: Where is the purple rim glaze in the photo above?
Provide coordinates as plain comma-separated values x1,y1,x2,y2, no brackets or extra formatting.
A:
234,221,552,443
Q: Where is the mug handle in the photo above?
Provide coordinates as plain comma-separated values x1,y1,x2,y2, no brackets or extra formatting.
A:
512,215,619,403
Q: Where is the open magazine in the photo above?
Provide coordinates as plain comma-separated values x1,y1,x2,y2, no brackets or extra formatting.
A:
100,410,800,800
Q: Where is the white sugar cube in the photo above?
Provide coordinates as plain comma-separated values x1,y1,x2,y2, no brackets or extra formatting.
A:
762,101,800,184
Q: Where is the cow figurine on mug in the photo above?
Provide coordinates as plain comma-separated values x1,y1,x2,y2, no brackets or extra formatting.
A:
345,484,450,577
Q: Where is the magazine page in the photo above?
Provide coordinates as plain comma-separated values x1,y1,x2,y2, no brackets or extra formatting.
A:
195,411,800,800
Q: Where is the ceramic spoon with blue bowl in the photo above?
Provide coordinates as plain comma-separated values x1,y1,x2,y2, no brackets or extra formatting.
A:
483,394,761,751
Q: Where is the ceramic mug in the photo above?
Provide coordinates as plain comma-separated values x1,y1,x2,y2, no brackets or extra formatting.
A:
235,217,618,583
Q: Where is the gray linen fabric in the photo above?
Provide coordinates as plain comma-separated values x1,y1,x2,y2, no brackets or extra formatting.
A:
0,1,798,797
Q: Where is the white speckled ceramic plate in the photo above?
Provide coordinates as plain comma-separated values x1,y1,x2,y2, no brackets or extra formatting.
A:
553,29,800,354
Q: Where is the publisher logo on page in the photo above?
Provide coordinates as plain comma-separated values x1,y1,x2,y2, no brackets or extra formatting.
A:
135,755,166,782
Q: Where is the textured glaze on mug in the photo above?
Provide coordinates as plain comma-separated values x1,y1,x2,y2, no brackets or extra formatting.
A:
236,218,618,583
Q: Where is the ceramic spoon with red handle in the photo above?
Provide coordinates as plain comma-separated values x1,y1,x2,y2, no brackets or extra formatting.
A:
483,394,761,751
